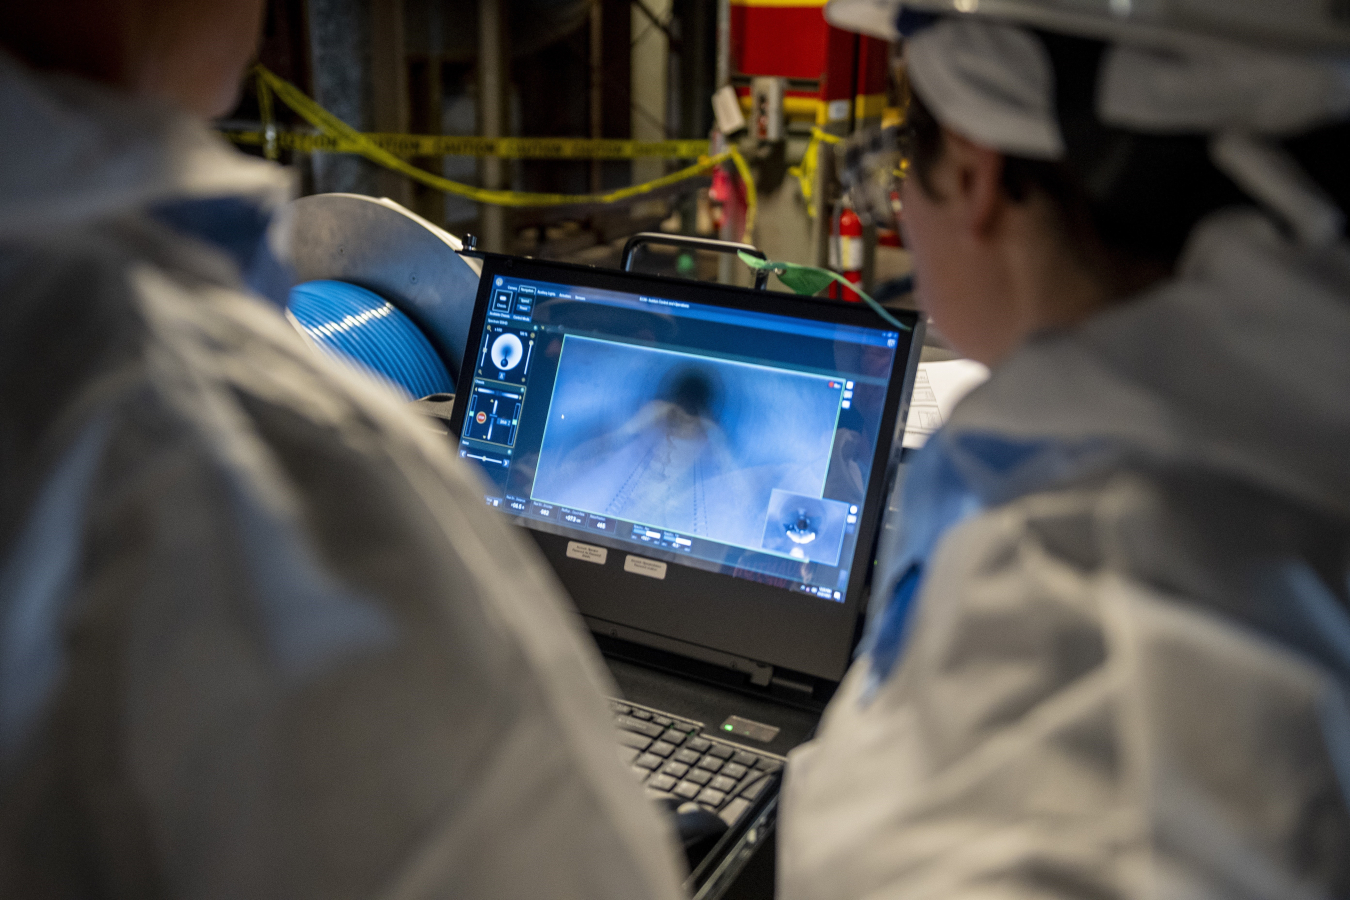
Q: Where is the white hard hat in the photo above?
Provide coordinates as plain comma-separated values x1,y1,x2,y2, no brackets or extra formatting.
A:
825,0,1350,53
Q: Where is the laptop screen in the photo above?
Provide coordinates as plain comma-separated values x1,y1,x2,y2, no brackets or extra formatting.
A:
450,255,921,682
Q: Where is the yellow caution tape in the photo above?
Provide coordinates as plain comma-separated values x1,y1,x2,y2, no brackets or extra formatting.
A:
223,129,711,160
255,70,279,161
789,127,842,218
728,146,758,248
246,65,755,240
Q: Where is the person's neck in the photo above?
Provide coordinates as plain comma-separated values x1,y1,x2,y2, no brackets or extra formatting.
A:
998,198,1163,359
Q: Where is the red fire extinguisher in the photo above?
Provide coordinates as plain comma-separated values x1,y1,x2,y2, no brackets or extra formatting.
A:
829,204,864,302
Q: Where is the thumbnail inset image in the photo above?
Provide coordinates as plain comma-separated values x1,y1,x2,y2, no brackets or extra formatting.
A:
759,490,849,565
530,336,844,551
477,325,533,385
491,333,523,370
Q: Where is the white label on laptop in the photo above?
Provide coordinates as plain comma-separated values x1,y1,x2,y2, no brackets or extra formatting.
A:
566,541,608,565
624,555,667,580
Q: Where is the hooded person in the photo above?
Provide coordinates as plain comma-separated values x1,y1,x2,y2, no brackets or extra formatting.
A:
778,2,1350,898
0,4,685,899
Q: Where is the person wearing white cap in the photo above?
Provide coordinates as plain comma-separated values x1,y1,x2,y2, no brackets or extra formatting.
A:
779,2,1350,898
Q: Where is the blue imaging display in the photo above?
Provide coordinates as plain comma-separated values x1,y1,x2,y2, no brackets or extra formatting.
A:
532,337,842,551
456,271,899,601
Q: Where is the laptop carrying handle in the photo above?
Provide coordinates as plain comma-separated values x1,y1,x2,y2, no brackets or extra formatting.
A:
620,233,771,291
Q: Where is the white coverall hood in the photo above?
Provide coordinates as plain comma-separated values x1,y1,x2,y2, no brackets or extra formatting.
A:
0,56,685,900
938,208,1350,522
0,51,291,242
781,209,1350,900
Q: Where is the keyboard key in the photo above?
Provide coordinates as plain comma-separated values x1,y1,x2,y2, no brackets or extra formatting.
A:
721,763,748,780
632,765,652,781
734,771,762,796
654,716,673,727
613,703,631,715
732,751,758,767
673,780,701,800
635,753,662,770
631,709,652,720
617,731,652,751
718,797,751,826
648,773,678,792
617,746,639,765
754,758,782,773
742,776,769,800
661,729,688,745
711,775,737,793
685,768,712,786
660,761,689,779
707,744,734,760
617,717,665,738
648,741,676,758
674,749,701,765
695,756,723,773
696,787,726,808
687,737,712,753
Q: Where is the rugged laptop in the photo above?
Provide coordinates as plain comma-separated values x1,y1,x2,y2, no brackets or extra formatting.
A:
446,253,923,895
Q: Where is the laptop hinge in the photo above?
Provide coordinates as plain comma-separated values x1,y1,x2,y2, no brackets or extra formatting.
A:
769,674,815,697
585,616,775,687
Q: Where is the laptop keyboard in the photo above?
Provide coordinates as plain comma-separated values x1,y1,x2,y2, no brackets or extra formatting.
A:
611,699,783,826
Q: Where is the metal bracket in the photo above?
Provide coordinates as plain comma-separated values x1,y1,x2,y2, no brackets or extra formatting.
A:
620,232,770,290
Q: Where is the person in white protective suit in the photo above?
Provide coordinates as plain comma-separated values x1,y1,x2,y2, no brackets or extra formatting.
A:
779,2,1350,898
0,4,686,899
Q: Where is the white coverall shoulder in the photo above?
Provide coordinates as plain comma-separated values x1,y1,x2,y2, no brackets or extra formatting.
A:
0,52,684,900
781,208,1350,900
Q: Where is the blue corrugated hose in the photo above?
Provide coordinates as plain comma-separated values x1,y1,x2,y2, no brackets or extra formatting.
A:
287,280,454,400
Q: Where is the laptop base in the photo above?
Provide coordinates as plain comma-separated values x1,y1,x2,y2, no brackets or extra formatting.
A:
603,644,821,899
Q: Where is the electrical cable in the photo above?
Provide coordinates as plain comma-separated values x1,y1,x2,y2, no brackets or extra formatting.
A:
287,280,455,400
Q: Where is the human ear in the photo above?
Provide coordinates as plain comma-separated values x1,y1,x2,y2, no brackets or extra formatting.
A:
942,128,1007,239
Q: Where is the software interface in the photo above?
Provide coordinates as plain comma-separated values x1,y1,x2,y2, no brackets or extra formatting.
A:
458,274,900,601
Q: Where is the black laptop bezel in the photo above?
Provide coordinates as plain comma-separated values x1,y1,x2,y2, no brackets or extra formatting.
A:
448,253,922,683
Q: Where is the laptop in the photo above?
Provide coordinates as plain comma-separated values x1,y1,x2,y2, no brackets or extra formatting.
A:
446,253,923,895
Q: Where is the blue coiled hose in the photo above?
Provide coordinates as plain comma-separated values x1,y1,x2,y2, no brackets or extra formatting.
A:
287,280,454,400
